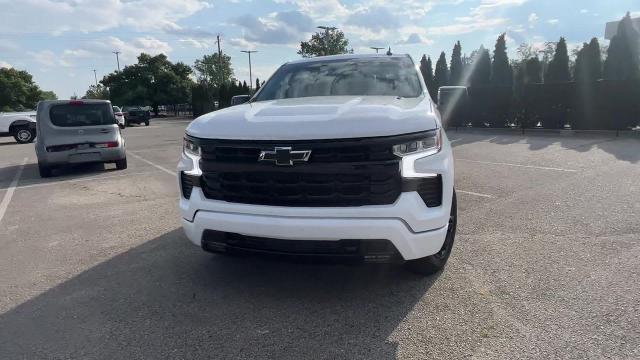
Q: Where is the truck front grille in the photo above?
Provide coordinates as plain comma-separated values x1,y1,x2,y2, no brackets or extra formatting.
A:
200,164,401,207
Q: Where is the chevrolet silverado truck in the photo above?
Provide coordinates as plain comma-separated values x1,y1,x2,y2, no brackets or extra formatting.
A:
178,54,457,275
0,111,37,143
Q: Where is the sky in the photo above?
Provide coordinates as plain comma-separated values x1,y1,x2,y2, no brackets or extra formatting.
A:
0,0,638,99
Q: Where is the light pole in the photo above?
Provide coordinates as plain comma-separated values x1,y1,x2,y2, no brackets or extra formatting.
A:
240,50,257,92
112,51,120,71
92,69,98,87
317,26,337,56
370,47,385,54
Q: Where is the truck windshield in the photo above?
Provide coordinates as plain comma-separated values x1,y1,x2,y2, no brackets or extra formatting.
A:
49,103,114,127
254,57,423,101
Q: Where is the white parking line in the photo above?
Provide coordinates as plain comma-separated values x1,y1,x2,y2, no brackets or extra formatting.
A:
456,158,577,172
12,171,158,190
450,138,463,143
0,157,27,225
457,190,494,198
128,152,176,177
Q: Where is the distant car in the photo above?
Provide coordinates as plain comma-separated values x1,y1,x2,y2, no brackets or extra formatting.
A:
35,100,127,178
123,106,150,126
230,95,250,106
113,106,125,128
0,111,37,143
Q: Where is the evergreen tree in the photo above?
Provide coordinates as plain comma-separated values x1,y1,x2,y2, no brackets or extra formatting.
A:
545,37,571,83
469,45,491,87
525,57,543,84
450,41,464,85
434,52,449,90
575,38,603,82
255,78,261,91
491,33,513,86
420,55,436,99
603,12,640,80
242,80,249,93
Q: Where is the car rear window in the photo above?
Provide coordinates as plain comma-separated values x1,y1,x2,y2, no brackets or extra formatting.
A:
49,103,114,127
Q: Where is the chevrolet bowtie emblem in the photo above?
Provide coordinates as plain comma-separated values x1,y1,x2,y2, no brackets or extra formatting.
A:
258,147,312,166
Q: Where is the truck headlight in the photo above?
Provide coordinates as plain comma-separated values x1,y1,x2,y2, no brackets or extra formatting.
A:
392,128,442,157
183,137,202,176
183,138,201,157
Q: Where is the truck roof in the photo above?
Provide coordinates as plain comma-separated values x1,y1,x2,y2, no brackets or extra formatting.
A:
285,53,412,65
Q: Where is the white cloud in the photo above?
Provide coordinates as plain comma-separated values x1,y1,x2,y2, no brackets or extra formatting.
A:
28,50,72,68
547,19,560,25
231,11,315,45
272,0,349,21
0,61,12,69
427,0,527,36
0,0,209,34
580,9,589,14
528,13,539,28
58,36,173,66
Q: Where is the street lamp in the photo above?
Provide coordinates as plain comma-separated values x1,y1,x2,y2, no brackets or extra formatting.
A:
370,47,385,54
240,50,258,91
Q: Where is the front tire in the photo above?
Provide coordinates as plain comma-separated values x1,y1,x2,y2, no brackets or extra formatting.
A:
406,190,457,276
13,127,35,144
115,157,127,170
144,119,150,126
39,163,53,178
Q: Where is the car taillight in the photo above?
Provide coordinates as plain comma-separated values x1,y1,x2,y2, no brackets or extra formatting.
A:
95,141,119,148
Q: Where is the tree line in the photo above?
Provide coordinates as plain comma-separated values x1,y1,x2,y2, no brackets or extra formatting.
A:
0,68,57,112
82,52,261,116
421,13,638,96
421,13,639,130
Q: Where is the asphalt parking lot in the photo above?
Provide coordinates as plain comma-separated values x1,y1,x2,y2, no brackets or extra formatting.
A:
0,120,639,359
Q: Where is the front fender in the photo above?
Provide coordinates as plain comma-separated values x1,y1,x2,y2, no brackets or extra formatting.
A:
7,119,36,135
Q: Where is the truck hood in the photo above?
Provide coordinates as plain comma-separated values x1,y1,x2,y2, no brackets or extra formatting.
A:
186,96,439,140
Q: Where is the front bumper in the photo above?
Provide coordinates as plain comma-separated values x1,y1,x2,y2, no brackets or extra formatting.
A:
178,134,454,261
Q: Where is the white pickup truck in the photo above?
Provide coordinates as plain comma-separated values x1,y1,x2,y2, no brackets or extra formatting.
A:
178,54,457,275
0,111,37,143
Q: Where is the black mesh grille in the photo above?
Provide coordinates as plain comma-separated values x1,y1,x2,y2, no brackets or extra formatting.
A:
200,163,401,207
180,172,194,199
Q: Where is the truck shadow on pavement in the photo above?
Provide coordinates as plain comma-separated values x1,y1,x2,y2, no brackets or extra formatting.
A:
0,229,438,359
448,129,640,164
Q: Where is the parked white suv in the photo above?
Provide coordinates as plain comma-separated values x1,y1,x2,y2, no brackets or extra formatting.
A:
0,111,37,143
178,54,456,275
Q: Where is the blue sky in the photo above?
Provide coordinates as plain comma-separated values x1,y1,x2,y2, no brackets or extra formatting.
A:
0,0,637,99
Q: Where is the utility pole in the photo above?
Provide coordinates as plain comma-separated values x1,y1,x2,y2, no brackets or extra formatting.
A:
240,50,257,91
92,69,98,87
317,26,337,56
370,47,385,54
112,51,121,71
216,34,223,86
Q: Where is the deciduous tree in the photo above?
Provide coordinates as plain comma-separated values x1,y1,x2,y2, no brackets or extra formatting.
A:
298,28,351,58
0,67,56,111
